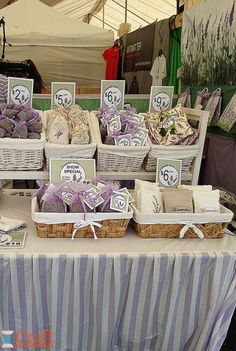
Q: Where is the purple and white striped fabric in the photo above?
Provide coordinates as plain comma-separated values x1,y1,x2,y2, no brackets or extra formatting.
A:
0,252,235,351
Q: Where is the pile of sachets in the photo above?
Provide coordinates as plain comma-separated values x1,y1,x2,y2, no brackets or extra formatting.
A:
46,105,90,145
0,103,42,139
134,180,221,214
145,105,199,146
35,179,133,213
97,106,148,147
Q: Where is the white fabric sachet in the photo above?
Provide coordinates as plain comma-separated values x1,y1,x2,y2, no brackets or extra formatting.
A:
139,189,164,213
134,179,160,209
193,190,220,213
0,216,25,233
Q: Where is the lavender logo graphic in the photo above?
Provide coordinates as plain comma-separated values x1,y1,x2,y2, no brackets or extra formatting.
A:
152,195,161,213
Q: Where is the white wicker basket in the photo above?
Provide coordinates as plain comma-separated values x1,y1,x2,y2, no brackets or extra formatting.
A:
90,111,150,172
142,108,209,185
43,110,96,167
0,134,45,170
145,139,198,172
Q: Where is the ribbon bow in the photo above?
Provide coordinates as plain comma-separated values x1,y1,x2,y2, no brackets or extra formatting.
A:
179,222,204,239
72,220,102,240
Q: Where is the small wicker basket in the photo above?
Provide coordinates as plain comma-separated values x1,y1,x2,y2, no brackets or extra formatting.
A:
0,134,45,170
132,205,233,239
141,108,209,185
43,110,96,168
90,111,150,172
144,140,198,173
31,197,132,239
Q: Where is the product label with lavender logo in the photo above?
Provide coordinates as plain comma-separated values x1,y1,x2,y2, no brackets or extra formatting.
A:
132,114,145,124
107,116,122,134
83,186,104,210
131,136,145,146
133,127,148,141
110,191,129,213
55,187,76,206
114,134,132,146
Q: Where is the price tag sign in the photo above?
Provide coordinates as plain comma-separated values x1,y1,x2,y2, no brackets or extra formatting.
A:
51,82,76,109
8,77,33,107
156,158,182,188
101,80,125,110
149,86,174,113
0,231,26,249
50,158,95,183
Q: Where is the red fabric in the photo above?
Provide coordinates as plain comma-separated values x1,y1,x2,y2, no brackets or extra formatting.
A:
103,46,119,80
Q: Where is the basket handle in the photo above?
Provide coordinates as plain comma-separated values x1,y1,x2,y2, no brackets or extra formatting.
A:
179,222,204,239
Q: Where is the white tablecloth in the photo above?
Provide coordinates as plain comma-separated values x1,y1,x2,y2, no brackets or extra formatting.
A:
0,190,235,351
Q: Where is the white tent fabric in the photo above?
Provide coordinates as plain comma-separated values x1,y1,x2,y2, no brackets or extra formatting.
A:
53,0,176,33
0,1,176,34
0,0,114,86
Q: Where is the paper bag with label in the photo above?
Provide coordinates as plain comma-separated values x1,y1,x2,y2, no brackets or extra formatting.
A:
217,94,236,132
205,88,222,125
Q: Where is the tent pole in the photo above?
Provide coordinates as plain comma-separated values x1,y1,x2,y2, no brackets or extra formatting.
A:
93,14,117,30
125,0,127,23
112,0,149,24
102,0,105,28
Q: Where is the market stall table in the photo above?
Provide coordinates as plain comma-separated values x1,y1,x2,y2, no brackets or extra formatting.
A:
0,190,235,351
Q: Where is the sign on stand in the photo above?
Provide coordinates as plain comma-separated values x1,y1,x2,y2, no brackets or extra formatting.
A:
50,158,96,183
149,86,174,113
156,158,182,188
51,82,76,109
101,80,125,110
7,77,34,107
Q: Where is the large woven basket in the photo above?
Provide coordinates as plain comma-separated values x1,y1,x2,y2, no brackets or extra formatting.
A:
90,111,150,172
43,110,96,168
0,134,45,170
34,219,130,238
132,205,233,239
31,197,132,238
142,108,209,185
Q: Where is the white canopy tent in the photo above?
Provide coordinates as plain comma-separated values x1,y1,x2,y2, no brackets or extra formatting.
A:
0,0,114,87
0,1,177,34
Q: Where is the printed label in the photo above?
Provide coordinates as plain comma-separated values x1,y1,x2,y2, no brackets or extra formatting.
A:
110,191,129,213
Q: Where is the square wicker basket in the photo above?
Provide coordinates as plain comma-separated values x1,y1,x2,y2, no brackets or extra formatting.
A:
31,197,133,239
132,205,233,239
90,111,150,172
142,108,209,184
43,110,96,168
0,134,45,170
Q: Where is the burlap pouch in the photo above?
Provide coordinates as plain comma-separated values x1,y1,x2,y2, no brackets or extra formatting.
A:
163,189,193,213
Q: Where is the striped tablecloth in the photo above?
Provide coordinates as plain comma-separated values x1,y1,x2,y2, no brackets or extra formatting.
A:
0,252,235,351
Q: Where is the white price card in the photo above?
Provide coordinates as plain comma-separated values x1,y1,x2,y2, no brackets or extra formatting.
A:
50,158,95,183
8,77,33,107
101,80,125,110
149,86,174,113
51,82,76,109
156,158,182,188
